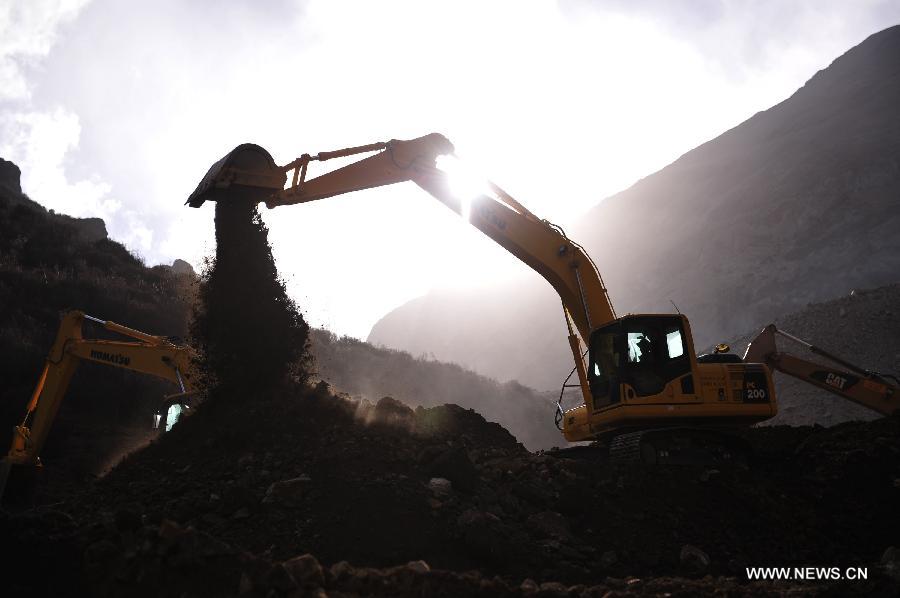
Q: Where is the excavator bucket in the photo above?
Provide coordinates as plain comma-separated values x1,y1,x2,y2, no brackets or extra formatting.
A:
186,143,286,207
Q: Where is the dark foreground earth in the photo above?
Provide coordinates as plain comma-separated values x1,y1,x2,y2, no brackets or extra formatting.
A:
3,387,899,597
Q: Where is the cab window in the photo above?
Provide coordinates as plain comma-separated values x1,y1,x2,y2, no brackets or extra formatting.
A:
589,316,692,402
666,328,685,358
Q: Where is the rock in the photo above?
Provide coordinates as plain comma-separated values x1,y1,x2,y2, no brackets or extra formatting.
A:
71,216,107,242
283,553,325,586
158,519,183,545
428,477,452,497
238,572,254,595
538,581,567,595
882,546,900,579
600,550,618,568
83,539,119,580
520,578,539,594
264,563,297,592
263,476,312,508
174,527,237,563
680,544,710,576
457,509,512,560
0,157,22,197
699,469,720,483
171,258,196,276
114,508,142,533
426,446,479,492
231,508,251,520
373,396,416,428
329,560,355,583
405,560,430,573
526,511,572,540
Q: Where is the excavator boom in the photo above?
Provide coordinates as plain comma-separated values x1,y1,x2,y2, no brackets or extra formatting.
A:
187,132,780,451
187,133,617,410
188,133,615,347
1,311,196,501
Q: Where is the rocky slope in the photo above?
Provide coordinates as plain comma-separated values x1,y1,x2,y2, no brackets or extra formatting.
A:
733,283,900,427
0,156,196,485
310,329,560,450
3,140,900,596
4,388,899,597
369,25,900,392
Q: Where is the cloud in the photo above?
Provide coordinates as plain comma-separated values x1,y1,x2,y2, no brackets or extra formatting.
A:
0,1,164,253
0,0,119,219
0,0,90,101
0,107,114,212
2,0,899,339
561,0,900,77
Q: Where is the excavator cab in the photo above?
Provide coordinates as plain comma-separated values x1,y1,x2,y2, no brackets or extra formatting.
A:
588,314,692,408
562,312,777,452
186,132,780,460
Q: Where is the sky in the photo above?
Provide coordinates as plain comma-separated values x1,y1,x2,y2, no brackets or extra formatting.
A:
2,0,899,339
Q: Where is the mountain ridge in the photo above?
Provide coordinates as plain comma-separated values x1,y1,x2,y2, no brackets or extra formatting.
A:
369,24,900,391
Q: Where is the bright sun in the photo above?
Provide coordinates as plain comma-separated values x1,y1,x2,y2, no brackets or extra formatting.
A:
435,154,492,223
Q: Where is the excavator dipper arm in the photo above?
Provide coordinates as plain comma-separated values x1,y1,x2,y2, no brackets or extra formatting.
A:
186,133,616,409
744,324,899,416
271,134,616,346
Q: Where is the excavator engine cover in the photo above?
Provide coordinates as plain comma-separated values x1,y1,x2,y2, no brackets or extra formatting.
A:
186,143,286,207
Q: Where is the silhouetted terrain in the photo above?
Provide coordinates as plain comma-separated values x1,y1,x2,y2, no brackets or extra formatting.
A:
0,156,562,485
370,25,900,393
310,329,560,450
3,126,900,596
0,158,195,483
5,384,900,597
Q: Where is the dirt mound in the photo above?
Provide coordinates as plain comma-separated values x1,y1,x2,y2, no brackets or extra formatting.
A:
310,330,562,450
4,386,899,596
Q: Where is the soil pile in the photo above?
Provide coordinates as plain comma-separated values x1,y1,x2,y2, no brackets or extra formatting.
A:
190,200,312,396
4,388,899,596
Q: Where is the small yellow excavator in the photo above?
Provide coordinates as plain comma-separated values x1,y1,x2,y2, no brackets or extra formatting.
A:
0,310,196,499
744,324,898,417
186,133,785,462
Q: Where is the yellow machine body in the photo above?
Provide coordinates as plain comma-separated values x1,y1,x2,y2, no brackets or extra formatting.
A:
1,311,196,500
186,133,781,445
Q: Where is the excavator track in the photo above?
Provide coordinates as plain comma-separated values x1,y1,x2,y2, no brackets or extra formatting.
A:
608,431,645,463
610,428,750,466
546,428,751,466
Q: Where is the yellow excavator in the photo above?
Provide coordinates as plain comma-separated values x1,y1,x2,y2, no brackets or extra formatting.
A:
0,310,196,499
186,132,898,461
744,324,898,417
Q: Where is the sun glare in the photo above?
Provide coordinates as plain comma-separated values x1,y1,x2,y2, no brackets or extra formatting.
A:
435,154,492,223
